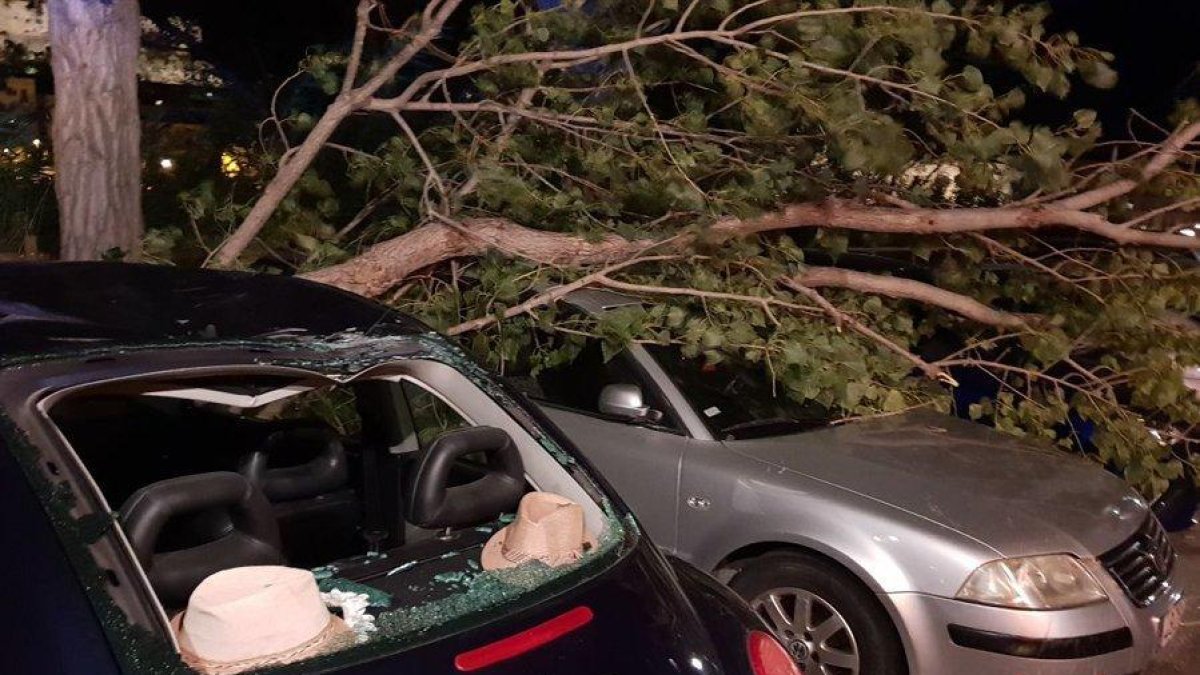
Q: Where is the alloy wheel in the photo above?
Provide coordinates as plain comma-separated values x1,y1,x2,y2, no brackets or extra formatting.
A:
749,587,860,675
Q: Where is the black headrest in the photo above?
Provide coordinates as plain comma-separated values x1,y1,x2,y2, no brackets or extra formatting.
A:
407,426,525,530
240,427,349,501
119,472,284,608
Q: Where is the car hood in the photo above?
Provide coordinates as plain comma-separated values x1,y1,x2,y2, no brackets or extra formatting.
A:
726,410,1148,558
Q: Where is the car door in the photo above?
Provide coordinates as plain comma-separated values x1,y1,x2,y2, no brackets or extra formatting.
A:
634,343,839,570
507,336,690,552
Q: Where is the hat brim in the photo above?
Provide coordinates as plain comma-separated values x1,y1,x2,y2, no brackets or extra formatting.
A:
480,523,598,571
172,612,355,675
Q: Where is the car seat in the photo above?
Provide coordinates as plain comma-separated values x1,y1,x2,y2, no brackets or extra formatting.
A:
240,426,362,566
119,472,284,609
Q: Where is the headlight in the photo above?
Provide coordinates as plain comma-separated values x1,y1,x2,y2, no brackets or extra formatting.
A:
956,555,1108,609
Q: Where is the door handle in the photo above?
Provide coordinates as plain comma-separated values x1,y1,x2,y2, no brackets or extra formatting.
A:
686,496,711,510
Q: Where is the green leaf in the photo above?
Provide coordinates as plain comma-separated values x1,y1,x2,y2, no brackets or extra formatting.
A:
882,389,907,413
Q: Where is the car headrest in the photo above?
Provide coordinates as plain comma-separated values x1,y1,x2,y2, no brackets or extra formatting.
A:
119,472,284,608
407,426,525,530
240,427,349,502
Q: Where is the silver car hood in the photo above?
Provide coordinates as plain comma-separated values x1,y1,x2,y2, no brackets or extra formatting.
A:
726,410,1149,558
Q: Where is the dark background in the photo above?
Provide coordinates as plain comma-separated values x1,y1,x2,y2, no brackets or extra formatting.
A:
142,0,1200,133
1047,0,1200,132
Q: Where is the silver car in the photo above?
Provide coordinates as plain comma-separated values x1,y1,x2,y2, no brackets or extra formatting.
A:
507,289,1185,675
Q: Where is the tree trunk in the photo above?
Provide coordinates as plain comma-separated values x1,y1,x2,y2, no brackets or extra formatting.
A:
48,0,143,261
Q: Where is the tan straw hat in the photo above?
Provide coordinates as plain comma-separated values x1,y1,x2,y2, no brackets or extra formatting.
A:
481,492,597,571
172,566,354,674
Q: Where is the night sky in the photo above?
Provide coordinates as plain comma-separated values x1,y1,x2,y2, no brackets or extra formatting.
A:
144,0,1200,134
1047,0,1200,132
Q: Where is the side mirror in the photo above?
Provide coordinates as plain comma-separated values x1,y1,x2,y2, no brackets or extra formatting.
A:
598,383,662,423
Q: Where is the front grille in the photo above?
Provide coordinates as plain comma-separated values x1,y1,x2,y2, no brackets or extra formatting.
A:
1098,515,1175,607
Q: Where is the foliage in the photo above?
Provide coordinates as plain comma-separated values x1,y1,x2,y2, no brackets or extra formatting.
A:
190,0,1200,496
0,143,55,254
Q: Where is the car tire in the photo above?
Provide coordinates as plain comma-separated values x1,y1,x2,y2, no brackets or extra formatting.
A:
730,551,906,675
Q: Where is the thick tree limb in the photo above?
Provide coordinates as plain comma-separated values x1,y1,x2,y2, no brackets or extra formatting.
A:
304,189,1200,298
302,217,653,296
790,266,1028,329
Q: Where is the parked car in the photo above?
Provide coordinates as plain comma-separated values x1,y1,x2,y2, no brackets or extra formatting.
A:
0,263,799,675
946,348,1198,533
504,288,1186,675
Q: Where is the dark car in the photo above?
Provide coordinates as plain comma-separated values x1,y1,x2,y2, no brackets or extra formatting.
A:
0,262,799,675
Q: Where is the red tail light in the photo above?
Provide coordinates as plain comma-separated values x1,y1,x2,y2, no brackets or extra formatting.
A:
747,630,804,675
454,606,594,671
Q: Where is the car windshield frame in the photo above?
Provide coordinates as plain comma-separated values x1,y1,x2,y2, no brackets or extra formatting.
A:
0,334,635,674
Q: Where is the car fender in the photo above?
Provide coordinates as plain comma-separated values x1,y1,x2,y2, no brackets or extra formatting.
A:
678,446,999,599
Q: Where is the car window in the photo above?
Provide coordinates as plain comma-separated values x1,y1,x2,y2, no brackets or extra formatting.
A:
507,335,680,431
396,379,473,450
41,367,623,675
644,345,833,440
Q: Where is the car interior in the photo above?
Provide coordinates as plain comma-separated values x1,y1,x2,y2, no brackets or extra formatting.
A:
44,364,606,617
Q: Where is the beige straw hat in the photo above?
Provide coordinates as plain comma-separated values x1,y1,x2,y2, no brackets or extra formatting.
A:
481,492,597,571
172,566,354,674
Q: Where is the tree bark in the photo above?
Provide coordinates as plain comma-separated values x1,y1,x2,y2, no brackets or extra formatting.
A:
48,0,143,260
303,217,651,296
302,191,1200,298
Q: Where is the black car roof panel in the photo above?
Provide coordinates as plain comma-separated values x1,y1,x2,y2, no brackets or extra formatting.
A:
0,262,425,359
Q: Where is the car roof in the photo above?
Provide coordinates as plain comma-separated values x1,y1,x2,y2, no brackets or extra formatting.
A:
0,262,426,361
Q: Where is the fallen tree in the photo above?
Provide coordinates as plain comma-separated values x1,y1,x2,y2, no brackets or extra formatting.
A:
202,0,1200,494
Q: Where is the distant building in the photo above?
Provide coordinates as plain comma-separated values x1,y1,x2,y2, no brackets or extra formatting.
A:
0,3,223,87
0,76,35,113
0,4,227,152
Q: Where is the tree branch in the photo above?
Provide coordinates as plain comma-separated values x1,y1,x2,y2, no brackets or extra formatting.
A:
790,266,1028,329
210,0,465,267
1055,121,1200,211
706,199,1200,250
444,255,680,336
301,217,654,296
592,276,823,325
305,175,1200,299
779,278,953,384
341,0,376,95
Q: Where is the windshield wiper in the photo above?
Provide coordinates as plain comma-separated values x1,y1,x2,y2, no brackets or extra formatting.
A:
718,417,807,439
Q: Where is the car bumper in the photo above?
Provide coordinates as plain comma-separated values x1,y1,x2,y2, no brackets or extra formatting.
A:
886,566,1184,674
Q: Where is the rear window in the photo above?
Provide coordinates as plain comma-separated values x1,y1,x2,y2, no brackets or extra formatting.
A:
37,364,627,674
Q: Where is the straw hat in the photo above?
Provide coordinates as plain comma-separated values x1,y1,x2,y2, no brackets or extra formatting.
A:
481,492,597,571
172,566,354,674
